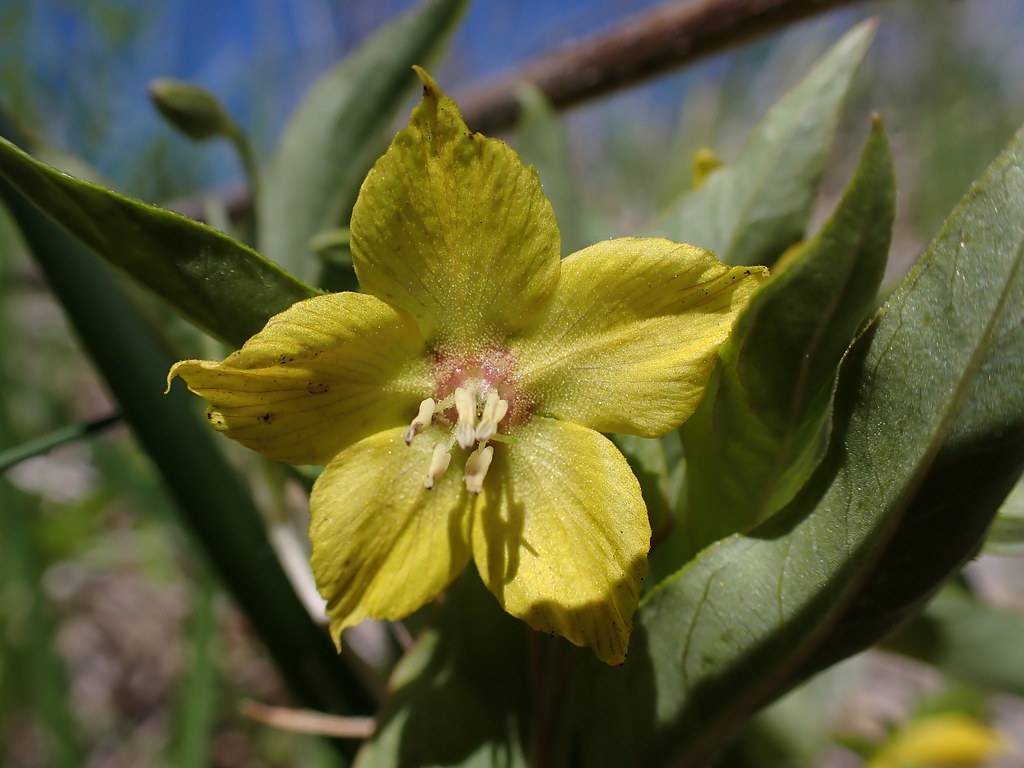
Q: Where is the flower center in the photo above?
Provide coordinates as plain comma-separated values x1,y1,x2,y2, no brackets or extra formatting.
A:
403,348,526,493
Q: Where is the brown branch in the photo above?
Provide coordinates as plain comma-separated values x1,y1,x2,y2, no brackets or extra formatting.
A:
460,0,869,134
171,0,869,222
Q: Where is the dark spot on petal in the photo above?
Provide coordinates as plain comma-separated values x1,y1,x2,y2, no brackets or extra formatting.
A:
306,381,329,395
744,269,751,275
260,413,274,424
277,353,295,364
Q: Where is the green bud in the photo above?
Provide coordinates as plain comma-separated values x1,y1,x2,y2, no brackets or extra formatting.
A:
148,78,235,142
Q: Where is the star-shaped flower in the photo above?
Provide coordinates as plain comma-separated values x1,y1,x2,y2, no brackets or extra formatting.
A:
168,68,766,664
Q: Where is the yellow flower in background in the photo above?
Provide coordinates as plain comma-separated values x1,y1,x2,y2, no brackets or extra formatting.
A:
168,67,766,664
868,712,1006,768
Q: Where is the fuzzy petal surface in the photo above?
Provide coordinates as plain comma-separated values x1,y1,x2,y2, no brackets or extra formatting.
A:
350,67,560,347
310,425,472,643
513,237,768,436
168,292,429,465
472,417,649,664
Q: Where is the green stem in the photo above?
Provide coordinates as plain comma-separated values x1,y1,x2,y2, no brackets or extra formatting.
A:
0,411,120,474
227,125,261,237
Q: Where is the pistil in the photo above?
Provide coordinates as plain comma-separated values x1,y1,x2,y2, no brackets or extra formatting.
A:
454,387,478,450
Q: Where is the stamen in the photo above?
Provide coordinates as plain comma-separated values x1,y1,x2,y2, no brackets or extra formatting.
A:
454,387,477,450
424,443,451,490
404,398,435,445
464,444,494,494
475,390,509,442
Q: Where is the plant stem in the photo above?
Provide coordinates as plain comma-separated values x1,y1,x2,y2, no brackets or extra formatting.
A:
0,411,121,474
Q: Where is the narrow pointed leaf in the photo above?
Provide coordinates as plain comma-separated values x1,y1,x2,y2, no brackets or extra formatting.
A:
0,136,315,346
655,20,875,267
259,0,467,281
580,120,1024,767
515,85,586,255
663,119,894,567
0,177,372,725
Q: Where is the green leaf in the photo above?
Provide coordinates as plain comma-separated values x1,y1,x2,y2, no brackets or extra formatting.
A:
169,574,219,768
0,136,315,346
356,573,528,767
662,119,894,568
578,119,1024,766
258,0,467,282
0,485,82,768
884,589,1024,697
655,20,875,267
0,175,373,729
984,476,1024,554
514,85,586,256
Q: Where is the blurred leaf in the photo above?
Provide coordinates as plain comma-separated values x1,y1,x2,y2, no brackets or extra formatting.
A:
259,0,467,282
0,137,315,346
514,85,585,255
985,476,1024,554
169,574,219,768
310,228,359,293
577,119,1024,766
884,589,1024,697
655,20,875,267
0,175,373,726
356,573,528,767
662,119,893,568
716,656,866,768
0,484,82,768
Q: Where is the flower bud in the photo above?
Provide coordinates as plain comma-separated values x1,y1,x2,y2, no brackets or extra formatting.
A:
148,78,235,142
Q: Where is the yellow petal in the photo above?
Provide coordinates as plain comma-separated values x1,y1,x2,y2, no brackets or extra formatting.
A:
310,426,472,643
868,713,1006,768
168,292,429,465
472,417,649,665
350,67,560,347
513,237,767,437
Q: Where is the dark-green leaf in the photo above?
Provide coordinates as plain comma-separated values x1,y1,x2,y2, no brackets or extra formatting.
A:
0,175,372,726
579,118,1024,767
356,574,528,767
258,0,467,282
884,588,1024,697
655,20,875,267
664,118,894,567
0,137,315,346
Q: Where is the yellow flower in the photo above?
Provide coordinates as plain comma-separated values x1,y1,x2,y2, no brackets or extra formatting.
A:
868,713,1007,768
168,68,766,664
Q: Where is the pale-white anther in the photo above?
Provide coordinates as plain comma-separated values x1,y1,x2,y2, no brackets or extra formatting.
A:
404,397,436,445
475,391,509,442
454,387,478,450
424,443,452,490
464,444,494,494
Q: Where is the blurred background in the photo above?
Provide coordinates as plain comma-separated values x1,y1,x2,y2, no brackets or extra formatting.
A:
1,0,1023,766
